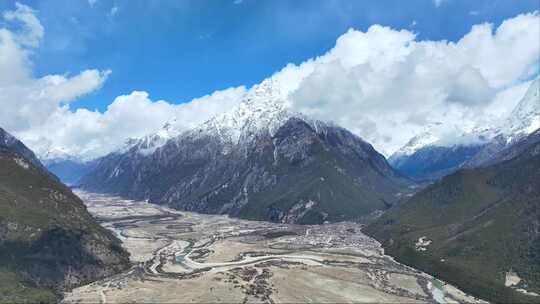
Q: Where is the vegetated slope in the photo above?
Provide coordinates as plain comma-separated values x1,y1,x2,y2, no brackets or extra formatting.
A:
365,131,540,303
81,80,411,224
0,129,130,303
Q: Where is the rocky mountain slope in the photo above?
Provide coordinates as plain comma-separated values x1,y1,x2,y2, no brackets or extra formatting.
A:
0,128,130,303
1,127,49,175
389,78,539,181
365,130,540,303
81,80,412,224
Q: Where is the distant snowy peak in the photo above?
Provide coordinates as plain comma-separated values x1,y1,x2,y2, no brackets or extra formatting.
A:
472,78,540,145
392,78,540,158
40,147,81,164
393,131,439,157
499,78,540,140
391,122,444,157
120,117,184,156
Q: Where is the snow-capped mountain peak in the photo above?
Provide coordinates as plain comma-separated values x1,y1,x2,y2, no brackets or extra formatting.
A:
120,117,184,155
500,78,540,140
40,147,83,164
117,78,295,156
191,78,294,145
391,122,442,157
394,132,438,157
392,78,540,158
156,117,181,139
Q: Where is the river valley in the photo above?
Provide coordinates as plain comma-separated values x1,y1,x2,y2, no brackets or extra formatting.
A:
62,191,486,303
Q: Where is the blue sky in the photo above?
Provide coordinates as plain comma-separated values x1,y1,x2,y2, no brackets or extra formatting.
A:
1,0,538,159
1,0,538,112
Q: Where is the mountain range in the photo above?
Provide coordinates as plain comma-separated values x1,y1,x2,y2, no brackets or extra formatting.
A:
80,79,412,224
389,78,540,181
73,78,539,225
14,73,536,303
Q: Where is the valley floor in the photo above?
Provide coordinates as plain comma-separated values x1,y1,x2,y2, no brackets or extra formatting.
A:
62,192,484,303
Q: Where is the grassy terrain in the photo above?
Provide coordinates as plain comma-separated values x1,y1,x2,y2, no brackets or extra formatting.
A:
239,147,386,223
0,269,57,303
0,151,130,303
237,123,407,223
365,138,540,303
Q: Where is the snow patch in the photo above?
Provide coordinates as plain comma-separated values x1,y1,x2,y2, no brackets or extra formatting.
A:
14,157,29,169
505,271,521,287
505,271,540,296
415,236,432,251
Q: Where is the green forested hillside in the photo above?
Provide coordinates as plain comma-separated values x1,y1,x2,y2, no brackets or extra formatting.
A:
365,133,540,303
0,129,131,303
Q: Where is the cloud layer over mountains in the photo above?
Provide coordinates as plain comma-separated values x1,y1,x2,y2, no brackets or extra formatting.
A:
277,13,539,154
0,2,538,158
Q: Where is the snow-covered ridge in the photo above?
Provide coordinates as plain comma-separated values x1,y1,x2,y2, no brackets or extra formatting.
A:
118,77,539,160
392,78,540,158
119,117,184,155
40,147,82,164
121,78,300,156
181,78,341,149
498,78,540,141
392,124,442,157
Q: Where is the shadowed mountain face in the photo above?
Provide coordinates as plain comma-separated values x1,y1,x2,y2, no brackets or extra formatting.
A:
82,118,411,224
389,144,485,182
80,80,412,224
365,130,540,303
44,159,97,185
0,128,130,303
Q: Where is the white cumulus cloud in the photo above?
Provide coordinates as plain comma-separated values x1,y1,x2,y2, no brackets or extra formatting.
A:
1,3,538,160
268,12,540,155
3,2,44,48
18,87,246,159
0,3,246,160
